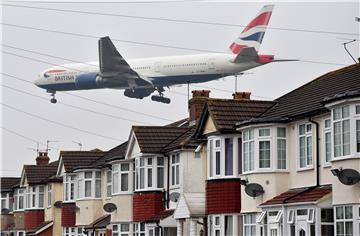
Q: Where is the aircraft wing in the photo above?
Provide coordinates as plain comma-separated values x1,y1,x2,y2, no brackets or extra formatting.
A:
98,36,153,86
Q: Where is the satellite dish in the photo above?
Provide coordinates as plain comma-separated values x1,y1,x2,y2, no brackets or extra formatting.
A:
54,201,63,208
245,183,265,198
338,169,360,185
169,192,180,202
1,208,10,215
103,203,117,213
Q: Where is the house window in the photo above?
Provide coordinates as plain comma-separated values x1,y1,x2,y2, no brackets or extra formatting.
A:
277,127,287,169
324,118,332,163
112,223,130,236
14,188,25,211
259,140,271,168
76,171,101,199
1,193,7,211
47,184,52,207
356,120,360,153
112,163,132,194
225,138,234,175
238,138,242,174
243,130,255,172
215,139,221,176
335,205,353,236
298,123,313,168
287,209,295,224
106,170,112,197
135,156,164,191
64,175,76,202
243,214,256,236
333,106,350,157
321,208,334,236
133,223,146,236
209,140,214,177
63,227,84,236
25,186,45,209
170,153,180,186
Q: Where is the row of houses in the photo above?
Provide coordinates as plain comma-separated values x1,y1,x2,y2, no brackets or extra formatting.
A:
1,62,360,236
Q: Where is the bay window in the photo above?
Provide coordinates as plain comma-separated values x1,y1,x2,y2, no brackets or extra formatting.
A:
1,192,13,212
209,214,238,236
112,163,131,194
106,170,112,197
77,171,101,199
170,153,180,187
47,184,52,207
333,106,350,157
335,205,353,236
25,185,45,209
112,224,131,236
298,123,313,169
208,136,240,178
243,214,256,236
14,188,25,211
324,118,332,163
64,175,76,202
135,156,165,191
243,130,255,172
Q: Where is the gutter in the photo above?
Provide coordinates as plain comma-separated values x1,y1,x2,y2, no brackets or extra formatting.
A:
309,117,320,187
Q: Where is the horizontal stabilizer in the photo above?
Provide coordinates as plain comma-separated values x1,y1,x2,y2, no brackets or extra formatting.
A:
232,47,258,63
273,59,299,62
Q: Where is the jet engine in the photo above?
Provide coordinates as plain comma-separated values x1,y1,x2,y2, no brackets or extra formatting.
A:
124,88,155,99
75,72,100,90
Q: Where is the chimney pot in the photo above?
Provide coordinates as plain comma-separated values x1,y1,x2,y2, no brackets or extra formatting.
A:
36,151,50,166
233,91,251,100
188,90,211,124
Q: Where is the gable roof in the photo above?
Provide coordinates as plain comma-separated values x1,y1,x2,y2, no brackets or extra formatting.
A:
59,150,104,173
132,126,191,154
195,98,275,136
23,161,59,185
0,177,20,192
261,185,332,206
245,63,360,124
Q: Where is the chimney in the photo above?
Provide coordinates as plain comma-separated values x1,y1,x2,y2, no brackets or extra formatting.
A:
188,90,210,124
232,91,251,101
36,152,50,166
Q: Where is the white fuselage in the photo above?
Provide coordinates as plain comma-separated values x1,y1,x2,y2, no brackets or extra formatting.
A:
34,53,263,91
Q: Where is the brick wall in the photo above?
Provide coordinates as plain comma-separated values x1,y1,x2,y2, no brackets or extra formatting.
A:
106,229,112,236
133,191,165,222
24,210,44,230
37,225,53,236
61,203,76,227
206,179,241,215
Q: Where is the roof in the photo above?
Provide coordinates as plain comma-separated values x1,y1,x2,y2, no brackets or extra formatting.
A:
253,63,360,122
23,161,59,185
26,221,53,235
132,126,191,154
261,185,332,206
85,215,110,229
165,118,189,127
0,177,20,192
174,193,206,219
195,98,275,136
145,209,175,222
60,150,104,172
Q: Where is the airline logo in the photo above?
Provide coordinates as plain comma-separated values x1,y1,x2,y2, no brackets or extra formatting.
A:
230,5,274,54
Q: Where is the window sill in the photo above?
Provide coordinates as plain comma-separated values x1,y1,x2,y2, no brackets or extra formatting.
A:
76,198,102,201
111,192,133,196
208,176,241,180
331,154,360,162
13,210,25,212
169,186,181,191
297,166,314,172
240,170,290,176
323,163,332,168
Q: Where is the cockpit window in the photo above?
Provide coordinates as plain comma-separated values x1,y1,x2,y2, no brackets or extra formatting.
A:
44,72,50,78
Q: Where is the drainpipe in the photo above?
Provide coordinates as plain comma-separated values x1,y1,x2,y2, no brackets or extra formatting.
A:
165,155,170,209
156,221,164,236
309,117,320,187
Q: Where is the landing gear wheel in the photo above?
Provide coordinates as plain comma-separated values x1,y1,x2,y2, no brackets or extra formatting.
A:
151,95,171,104
50,98,57,104
47,90,57,104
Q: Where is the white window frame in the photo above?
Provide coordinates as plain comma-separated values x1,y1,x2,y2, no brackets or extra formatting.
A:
25,185,45,210
277,127,287,170
243,130,255,173
258,128,271,169
106,170,112,197
170,153,180,187
135,156,164,192
257,211,266,223
64,174,76,202
324,117,332,165
307,208,315,223
47,184,52,208
332,105,351,158
243,213,256,236
112,223,131,236
335,205,354,236
76,171,101,199
1,192,13,212
112,163,132,195
274,210,283,223
298,123,313,169
287,209,295,224
14,188,25,211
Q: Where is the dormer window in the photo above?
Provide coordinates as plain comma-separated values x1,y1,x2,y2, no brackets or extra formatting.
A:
135,156,165,191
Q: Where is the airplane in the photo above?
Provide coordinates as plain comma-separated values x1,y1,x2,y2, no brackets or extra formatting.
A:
34,5,291,104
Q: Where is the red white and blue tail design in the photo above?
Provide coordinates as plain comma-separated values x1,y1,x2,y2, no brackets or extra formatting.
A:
229,5,274,54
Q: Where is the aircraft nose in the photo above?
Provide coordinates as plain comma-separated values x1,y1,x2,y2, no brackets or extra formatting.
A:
34,77,43,87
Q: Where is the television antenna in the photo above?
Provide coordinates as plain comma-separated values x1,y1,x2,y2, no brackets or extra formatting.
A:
72,141,82,151
46,140,59,152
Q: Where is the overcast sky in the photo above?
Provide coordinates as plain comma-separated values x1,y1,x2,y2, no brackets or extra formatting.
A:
1,0,359,177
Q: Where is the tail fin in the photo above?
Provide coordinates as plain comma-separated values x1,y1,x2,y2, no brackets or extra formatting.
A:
229,5,274,54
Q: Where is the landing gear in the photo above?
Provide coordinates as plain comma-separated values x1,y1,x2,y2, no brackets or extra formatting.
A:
151,87,171,104
47,90,57,104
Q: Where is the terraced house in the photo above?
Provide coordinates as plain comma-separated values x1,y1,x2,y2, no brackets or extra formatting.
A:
1,62,360,236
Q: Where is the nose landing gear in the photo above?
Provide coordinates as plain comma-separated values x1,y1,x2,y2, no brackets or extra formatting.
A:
47,90,57,104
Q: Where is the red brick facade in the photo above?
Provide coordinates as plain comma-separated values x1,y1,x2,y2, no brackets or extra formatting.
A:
133,191,165,222
105,229,112,236
24,210,44,230
206,179,241,215
61,203,76,227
